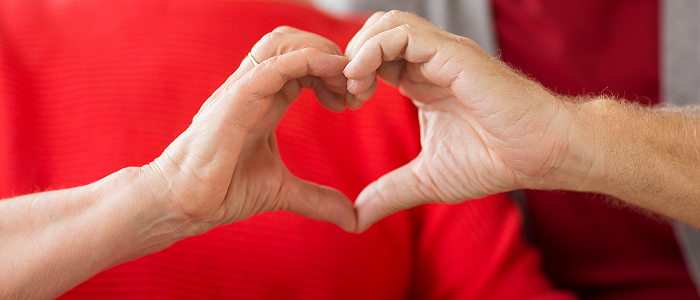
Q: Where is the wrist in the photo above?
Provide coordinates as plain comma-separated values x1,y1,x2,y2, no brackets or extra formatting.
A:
3,166,198,299
534,96,605,192
553,97,637,196
88,166,196,265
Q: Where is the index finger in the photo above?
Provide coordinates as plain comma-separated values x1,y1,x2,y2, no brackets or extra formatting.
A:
342,11,430,107
342,10,444,100
205,48,349,133
345,11,386,59
345,10,430,60
344,12,485,91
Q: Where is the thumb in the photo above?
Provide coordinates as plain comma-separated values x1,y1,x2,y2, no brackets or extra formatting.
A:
280,172,357,232
354,158,431,233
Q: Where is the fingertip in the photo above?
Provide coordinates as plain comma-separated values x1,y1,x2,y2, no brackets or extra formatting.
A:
318,187,358,233
326,187,357,233
323,74,349,90
354,210,375,234
345,75,376,110
340,211,358,233
283,177,357,233
347,73,376,95
343,59,359,79
353,183,384,233
345,93,363,111
335,94,348,112
355,223,371,234
343,56,372,81
360,78,378,102
311,80,347,113
323,83,349,95
353,161,429,233
318,92,347,113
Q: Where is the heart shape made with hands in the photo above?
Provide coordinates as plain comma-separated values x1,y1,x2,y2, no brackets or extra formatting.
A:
160,10,570,236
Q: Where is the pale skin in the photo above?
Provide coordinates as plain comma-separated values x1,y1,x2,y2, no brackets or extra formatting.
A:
343,11,700,232
0,27,356,300
5,10,700,300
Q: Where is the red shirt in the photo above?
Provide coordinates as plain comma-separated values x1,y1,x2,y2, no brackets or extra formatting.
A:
0,1,573,299
492,0,699,299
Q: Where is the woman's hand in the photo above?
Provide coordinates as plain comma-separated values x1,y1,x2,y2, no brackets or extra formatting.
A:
145,27,356,236
1,27,358,300
344,11,578,232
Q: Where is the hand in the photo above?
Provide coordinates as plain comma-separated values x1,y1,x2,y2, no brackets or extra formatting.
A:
143,27,356,235
344,11,579,232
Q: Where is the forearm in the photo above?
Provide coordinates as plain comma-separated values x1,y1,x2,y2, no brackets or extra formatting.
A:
560,97,700,226
0,167,191,300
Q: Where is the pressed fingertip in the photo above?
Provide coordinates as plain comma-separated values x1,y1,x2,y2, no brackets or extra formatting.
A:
343,60,359,79
340,216,358,233
354,214,374,234
345,93,363,111
323,189,357,233
329,211,356,233
353,185,382,233
332,94,347,112
354,211,378,234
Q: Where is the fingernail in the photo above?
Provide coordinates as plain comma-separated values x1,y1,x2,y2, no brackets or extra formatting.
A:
332,54,349,61
347,79,356,90
344,60,356,76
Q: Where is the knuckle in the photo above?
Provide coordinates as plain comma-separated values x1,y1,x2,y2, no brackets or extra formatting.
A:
371,11,386,18
259,31,286,53
260,31,274,44
386,10,417,23
321,40,341,55
300,47,319,55
386,10,404,18
261,55,291,81
264,54,282,66
454,35,481,52
397,23,412,34
267,31,285,44
273,25,294,33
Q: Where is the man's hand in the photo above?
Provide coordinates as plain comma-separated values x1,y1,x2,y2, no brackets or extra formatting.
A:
344,11,582,232
145,26,356,236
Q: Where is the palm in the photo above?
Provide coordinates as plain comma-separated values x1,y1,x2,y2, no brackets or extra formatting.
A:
203,94,285,222
449,62,568,188
413,106,516,204
214,92,305,225
383,61,511,200
395,50,567,191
